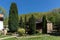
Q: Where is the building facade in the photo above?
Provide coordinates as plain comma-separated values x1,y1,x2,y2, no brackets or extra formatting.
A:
36,19,53,33
0,14,4,31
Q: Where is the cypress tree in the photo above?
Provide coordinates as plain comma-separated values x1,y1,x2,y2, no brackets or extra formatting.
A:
8,2,19,33
24,15,27,33
42,15,47,34
29,15,36,34
19,16,24,28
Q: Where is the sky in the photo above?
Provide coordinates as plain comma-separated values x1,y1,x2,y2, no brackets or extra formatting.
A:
0,0,60,14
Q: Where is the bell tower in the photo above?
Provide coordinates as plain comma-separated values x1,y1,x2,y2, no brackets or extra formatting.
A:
0,14,3,30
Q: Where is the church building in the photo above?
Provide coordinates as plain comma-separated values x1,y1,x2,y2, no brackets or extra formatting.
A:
0,14,4,31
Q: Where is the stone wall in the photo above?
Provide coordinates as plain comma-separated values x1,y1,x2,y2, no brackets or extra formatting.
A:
47,23,53,33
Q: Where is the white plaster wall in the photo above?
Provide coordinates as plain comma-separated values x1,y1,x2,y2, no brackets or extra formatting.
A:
47,23,53,33
0,21,3,30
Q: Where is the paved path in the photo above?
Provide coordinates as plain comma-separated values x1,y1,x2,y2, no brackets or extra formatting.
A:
17,35,50,38
0,35,50,40
0,36,41,40
0,36,16,40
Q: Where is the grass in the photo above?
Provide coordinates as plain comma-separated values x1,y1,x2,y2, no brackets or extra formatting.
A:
0,35,11,38
4,35,60,40
4,38,17,40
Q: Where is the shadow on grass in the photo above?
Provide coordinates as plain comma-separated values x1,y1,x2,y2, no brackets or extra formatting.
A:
48,32,60,36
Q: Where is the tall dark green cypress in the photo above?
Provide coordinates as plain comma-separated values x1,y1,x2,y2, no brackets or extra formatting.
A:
29,15,36,34
8,2,18,33
42,15,47,34
19,16,24,28
24,15,27,33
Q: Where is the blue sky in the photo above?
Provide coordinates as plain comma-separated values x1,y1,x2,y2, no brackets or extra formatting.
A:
0,0,60,14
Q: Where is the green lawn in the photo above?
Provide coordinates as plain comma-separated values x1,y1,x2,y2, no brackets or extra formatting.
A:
4,35,60,40
0,35,11,38
4,38,17,40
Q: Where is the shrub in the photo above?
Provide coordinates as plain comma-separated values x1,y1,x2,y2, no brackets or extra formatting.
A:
36,30,42,35
17,28,25,36
36,30,40,33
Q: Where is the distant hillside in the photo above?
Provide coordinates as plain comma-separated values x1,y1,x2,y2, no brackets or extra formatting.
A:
52,8,60,13
4,8,60,25
19,12,54,21
19,12,50,21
